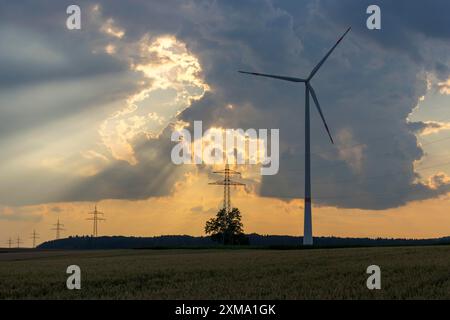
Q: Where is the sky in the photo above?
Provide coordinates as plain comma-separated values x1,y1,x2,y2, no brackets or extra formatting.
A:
1,0,450,246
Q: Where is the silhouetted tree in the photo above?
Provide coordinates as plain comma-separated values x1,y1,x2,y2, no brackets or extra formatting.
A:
205,208,248,245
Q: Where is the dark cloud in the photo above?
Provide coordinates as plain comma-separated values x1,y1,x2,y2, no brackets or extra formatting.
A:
0,0,130,89
0,0,449,210
0,1,144,147
60,129,188,202
407,121,449,136
176,0,450,209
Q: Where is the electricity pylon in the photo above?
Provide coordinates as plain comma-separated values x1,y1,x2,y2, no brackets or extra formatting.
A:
51,218,65,240
87,205,105,237
209,163,245,213
6,237,12,248
16,236,23,248
30,230,40,248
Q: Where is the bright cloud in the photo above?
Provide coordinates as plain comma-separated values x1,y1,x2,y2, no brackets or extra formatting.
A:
100,35,209,164
427,172,450,189
100,18,125,39
437,78,450,95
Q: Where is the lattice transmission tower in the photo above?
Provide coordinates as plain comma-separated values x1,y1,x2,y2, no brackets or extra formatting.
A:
6,237,12,248
30,230,40,248
16,236,23,248
209,163,245,213
51,218,65,240
87,205,105,237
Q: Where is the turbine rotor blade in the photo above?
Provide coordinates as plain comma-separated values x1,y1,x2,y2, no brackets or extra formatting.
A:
238,70,305,83
308,27,351,80
307,84,334,144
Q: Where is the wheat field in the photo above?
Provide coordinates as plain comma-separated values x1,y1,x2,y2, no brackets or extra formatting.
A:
0,246,449,299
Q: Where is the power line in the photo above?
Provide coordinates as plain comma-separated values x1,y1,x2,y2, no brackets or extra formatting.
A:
87,205,105,237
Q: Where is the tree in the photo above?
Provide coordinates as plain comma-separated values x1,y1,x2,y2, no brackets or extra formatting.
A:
205,208,248,245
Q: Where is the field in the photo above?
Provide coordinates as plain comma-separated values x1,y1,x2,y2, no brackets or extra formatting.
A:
0,246,449,299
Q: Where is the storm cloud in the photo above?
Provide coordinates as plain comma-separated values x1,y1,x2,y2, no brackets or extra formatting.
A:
0,0,449,209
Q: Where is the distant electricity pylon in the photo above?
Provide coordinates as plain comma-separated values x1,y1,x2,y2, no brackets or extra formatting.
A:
6,237,12,248
51,218,65,240
30,230,40,248
209,163,245,213
16,236,23,248
87,205,105,237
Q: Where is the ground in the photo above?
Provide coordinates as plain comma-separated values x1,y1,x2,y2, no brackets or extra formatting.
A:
0,246,449,299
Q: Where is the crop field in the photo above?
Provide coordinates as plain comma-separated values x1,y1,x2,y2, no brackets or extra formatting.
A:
0,246,449,299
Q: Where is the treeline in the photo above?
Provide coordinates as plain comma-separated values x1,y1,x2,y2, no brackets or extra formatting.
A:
37,234,450,250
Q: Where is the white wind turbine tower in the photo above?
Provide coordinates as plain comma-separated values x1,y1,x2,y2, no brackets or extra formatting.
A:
239,27,351,245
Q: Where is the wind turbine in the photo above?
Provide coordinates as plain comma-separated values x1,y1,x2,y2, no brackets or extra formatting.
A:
239,27,351,245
